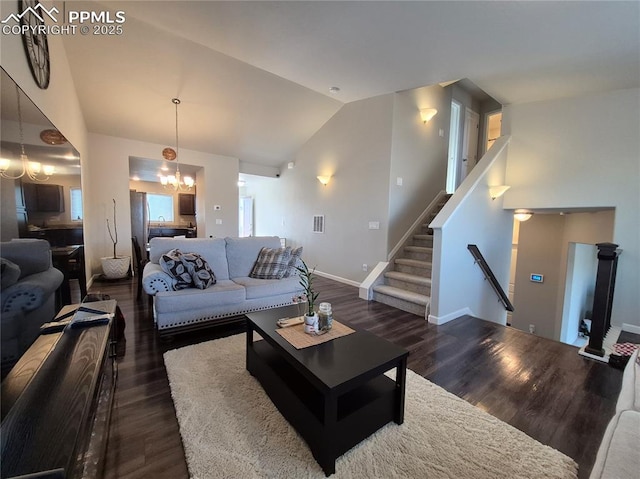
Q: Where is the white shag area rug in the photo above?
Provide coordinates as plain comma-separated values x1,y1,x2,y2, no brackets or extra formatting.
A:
164,334,578,479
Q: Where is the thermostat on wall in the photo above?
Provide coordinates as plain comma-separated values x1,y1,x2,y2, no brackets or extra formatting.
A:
530,273,544,283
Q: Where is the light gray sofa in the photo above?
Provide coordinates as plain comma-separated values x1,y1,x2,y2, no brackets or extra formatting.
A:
142,236,303,334
1,239,64,371
590,349,640,478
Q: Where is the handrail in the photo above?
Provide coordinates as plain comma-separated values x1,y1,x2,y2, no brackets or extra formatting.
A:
467,244,514,312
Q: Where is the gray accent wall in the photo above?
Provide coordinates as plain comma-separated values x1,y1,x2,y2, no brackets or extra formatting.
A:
388,85,450,250
247,87,453,283
249,94,395,282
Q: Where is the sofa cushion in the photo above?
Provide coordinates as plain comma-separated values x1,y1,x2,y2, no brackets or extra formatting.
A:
225,236,282,278
589,409,640,479
1,239,52,278
616,349,640,413
154,279,245,313
233,276,302,300
1,258,21,290
150,238,230,280
249,247,292,280
282,246,303,278
180,251,216,289
160,249,193,290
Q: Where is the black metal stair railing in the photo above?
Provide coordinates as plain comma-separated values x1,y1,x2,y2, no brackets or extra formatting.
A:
467,244,514,312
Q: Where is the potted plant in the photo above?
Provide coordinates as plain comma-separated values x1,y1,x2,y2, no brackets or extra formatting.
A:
100,199,131,279
296,259,319,333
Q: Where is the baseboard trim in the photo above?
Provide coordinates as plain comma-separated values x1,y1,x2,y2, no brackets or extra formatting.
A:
428,307,473,325
87,274,98,291
315,270,360,288
622,323,640,334
577,326,622,364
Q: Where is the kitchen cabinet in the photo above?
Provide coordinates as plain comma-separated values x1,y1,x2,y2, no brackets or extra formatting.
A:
178,194,196,216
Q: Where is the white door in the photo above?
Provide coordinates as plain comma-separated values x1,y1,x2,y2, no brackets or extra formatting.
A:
446,100,461,193
239,196,253,237
460,108,480,182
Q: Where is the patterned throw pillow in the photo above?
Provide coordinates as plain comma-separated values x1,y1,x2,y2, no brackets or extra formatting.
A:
249,247,292,280
159,248,193,290
282,246,303,278
180,252,216,289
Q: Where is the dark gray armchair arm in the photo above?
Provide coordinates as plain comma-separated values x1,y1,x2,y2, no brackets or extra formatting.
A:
1,268,64,314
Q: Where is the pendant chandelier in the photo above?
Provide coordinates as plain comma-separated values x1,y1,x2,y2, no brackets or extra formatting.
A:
0,85,55,181
160,98,194,191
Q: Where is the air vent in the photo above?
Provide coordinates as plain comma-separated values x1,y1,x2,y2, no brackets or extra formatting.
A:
313,215,325,233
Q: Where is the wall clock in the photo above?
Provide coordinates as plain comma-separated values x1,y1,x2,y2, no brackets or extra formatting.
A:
19,0,50,89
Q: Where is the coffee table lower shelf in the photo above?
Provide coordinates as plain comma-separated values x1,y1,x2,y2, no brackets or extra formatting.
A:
247,339,399,476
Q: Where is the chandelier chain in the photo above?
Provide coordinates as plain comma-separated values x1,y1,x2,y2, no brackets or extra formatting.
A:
161,98,192,191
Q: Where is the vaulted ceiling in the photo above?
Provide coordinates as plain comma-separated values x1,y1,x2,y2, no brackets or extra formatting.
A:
62,1,640,170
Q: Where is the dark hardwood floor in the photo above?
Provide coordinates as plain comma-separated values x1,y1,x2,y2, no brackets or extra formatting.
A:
85,276,627,479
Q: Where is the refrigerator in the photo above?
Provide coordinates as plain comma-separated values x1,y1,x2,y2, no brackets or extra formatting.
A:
130,190,148,251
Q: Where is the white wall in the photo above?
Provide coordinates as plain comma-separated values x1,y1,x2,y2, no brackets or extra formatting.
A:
87,133,239,273
555,210,614,338
561,243,597,345
503,88,639,329
429,136,514,324
388,85,450,249
244,94,394,282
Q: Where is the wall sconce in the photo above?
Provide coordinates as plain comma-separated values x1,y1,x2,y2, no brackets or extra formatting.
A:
420,108,438,123
489,185,511,200
317,176,331,186
514,209,533,222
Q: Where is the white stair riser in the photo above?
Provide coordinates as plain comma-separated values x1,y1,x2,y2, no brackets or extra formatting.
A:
412,237,434,248
403,250,433,262
386,277,431,295
372,291,426,317
395,263,432,275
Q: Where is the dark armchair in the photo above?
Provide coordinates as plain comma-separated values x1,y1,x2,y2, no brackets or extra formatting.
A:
1,239,63,372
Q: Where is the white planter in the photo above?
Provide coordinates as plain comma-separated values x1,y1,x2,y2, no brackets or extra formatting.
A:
304,313,319,335
101,256,131,279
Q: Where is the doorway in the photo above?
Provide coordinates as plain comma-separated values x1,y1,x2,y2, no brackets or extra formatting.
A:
446,100,461,194
484,111,502,154
239,196,253,237
461,108,480,183
560,243,597,347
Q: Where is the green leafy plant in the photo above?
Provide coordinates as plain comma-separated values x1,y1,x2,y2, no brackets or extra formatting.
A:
106,198,118,258
295,259,319,316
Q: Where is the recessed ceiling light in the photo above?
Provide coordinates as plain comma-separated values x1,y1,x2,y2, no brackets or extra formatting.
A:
329,86,340,94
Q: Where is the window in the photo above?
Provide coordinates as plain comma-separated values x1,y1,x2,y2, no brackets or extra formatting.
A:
70,187,83,221
147,193,174,222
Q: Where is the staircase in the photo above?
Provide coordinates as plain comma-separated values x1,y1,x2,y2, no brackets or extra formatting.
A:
372,194,451,317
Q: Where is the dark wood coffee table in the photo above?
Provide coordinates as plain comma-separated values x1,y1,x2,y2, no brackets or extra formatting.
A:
246,305,409,476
